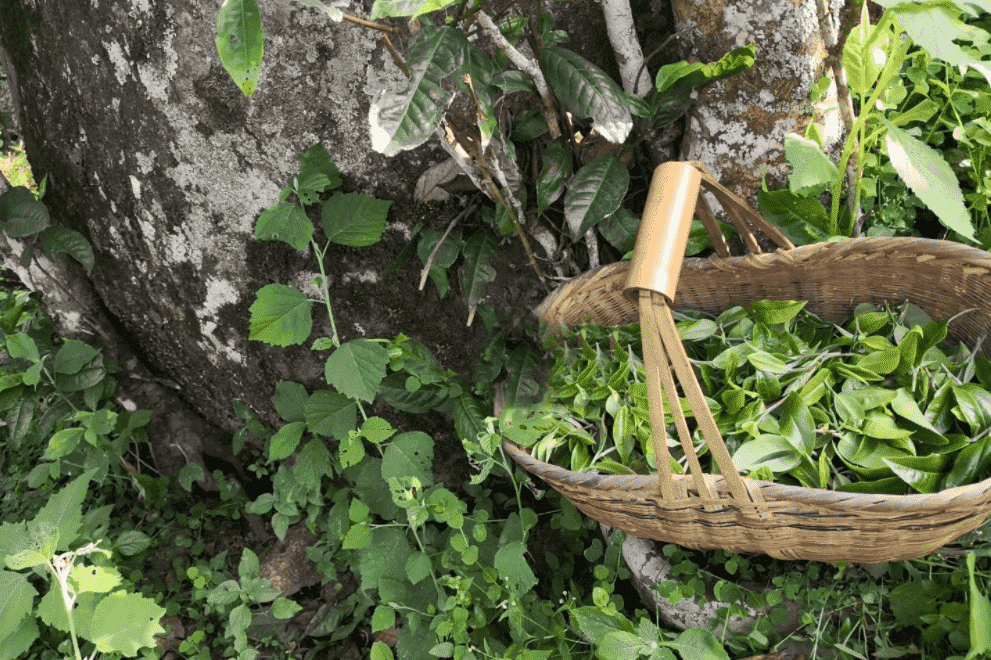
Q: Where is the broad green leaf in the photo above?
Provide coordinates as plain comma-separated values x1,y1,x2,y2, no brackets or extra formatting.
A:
539,46,638,144
891,388,944,437
405,552,432,584
884,120,975,240
563,155,629,241
321,192,391,247
369,24,468,156
35,469,95,551
267,421,305,462
273,380,308,423
494,540,537,593
90,590,167,655
757,186,829,245
304,389,356,440
249,284,313,347
857,348,901,375
357,527,414,594
945,435,991,489
324,339,389,403
504,346,543,407
888,2,991,88
598,630,647,658
733,435,801,473
666,628,731,660
537,137,573,213
417,227,462,299
746,351,789,375
598,207,640,254
968,552,991,659
37,584,70,632
883,454,949,494
861,411,913,440
371,641,395,660
0,613,37,660
952,384,991,435
271,596,303,620
254,201,313,251
215,0,264,97
377,373,449,413
842,0,885,97
342,523,372,550
360,416,396,445
569,606,636,645
43,427,85,460
115,530,152,557
651,44,756,126
452,393,487,444
676,318,718,341
372,605,396,633
69,564,122,594
785,133,841,195
459,231,497,326
293,438,333,488
37,226,95,273
890,580,945,627
369,0,431,19
295,142,343,203
381,431,434,488
750,300,807,326
54,339,100,375
0,187,49,237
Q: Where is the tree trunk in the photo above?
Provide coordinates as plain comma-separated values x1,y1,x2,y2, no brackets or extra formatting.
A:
0,0,532,477
671,0,847,210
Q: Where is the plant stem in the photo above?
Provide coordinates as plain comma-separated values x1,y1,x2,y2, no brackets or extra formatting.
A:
312,239,340,348
600,0,653,97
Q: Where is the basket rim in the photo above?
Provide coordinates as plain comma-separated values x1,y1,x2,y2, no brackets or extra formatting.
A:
502,439,991,513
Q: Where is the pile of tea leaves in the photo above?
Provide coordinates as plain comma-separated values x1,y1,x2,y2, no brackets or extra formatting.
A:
500,301,991,493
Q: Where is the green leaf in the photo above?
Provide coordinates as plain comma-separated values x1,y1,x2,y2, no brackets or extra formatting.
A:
598,207,640,254
430,642,455,658
35,469,95,551
249,284,312,347
37,226,95,273
952,384,991,435
271,596,303,619
537,137,573,213
371,640,395,660
746,351,789,375
295,142,343,203
757,186,830,244
564,156,629,242
459,231,498,326
417,227,462,298
321,192,391,247
238,547,260,580
305,389,357,441
842,1,885,98
115,530,152,557
890,2,991,88
360,416,396,444
598,630,646,659
504,346,542,408
325,339,389,403
539,46,640,143
381,432,434,488
750,300,807,326
372,605,396,633
69,564,123,594
884,120,975,240
785,133,841,195
405,551,432,584
494,540,537,594
0,187,50,237
273,380,308,423
968,551,991,659
883,455,947,494
369,24,468,156
377,373,449,413
0,613,37,660
945,435,991,489
54,339,100,375
255,201,313,251
268,421,305,462
43,427,84,460
733,435,801,473
37,584,70,632
342,523,372,550
651,45,756,126
215,0,264,97
676,318,718,341
89,590,167,656
666,628,731,660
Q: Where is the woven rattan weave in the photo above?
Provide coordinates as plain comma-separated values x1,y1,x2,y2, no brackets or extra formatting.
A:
502,161,991,564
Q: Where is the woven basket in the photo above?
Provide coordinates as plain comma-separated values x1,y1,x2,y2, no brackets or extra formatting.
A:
503,161,991,564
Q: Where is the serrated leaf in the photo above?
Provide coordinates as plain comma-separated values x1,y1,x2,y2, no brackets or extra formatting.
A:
667,628,731,660
564,155,629,241
378,373,449,413
115,530,152,557
35,469,95,551
598,631,646,659
304,389,356,441
37,226,95,274
238,547,260,580
295,142,343,202
342,523,372,550
494,541,537,594
70,564,122,593
405,551,432,584
372,605,396,633
0,613,38,660
215,0,264,97
459,232,497,326
884,120,975,240
321,192,391,247
538,46,637,143
268,421,305,462
891,2,991,88
369,24,468,156
249,284,313,347
371,641,395,660
271,596,303,619
273,380,308,423
90,591,164,654
324,339,389,403
381,432,434,488
254,201,313,251
36,584,70,632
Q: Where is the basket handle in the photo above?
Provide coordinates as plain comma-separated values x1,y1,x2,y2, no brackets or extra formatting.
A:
624,162,772,510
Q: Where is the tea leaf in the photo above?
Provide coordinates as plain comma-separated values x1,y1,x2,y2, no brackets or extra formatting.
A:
215,0,264,97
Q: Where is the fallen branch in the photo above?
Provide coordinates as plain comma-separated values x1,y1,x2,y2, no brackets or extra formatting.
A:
418,202,478,291
600,0,653,97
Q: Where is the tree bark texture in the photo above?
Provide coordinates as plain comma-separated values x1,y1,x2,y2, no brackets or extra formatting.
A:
0,0,464,438
671,0,846,207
